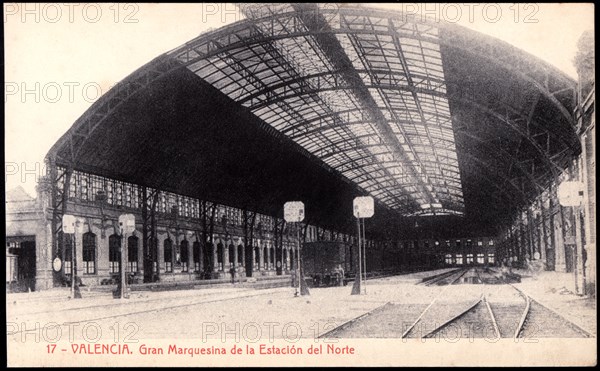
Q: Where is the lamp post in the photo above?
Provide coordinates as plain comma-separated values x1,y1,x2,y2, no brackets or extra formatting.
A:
352,196,374,295
62,214,82,299
415,219,420,269
284,201,309,296
296,222,301,295
119,228,127,299
557,181,586,295
353,212,363,295
361,217,367,294
117,214,136,299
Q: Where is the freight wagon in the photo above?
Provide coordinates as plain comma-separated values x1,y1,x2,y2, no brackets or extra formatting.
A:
301,241,355,287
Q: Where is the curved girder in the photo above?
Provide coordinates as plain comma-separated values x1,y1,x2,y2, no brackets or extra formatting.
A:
449,95,574,178
289,117,441,140
47,54,182,166
439,23,575,125
340,159,461,188
237,68,448,106
247,84,445,112
248,79,563,155
456,127,546,193
324,143,460,172
457,152,530,208
170,8,575,114
345,171,464,197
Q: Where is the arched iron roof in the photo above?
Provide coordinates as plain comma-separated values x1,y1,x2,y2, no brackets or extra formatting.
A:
47,4,580,236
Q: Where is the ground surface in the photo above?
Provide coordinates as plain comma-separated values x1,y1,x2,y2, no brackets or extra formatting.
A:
7,268,595,342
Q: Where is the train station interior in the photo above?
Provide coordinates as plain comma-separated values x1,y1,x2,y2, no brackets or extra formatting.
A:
6,3,596,349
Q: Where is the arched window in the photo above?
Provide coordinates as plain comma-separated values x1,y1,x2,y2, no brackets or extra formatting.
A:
466,253,474,265
193,241,201,272
82,232,96,275
289,248,295,270
164,239,173,273
270,247,275,267
180,240,189,272
228,244,234,266
128,236,138,273
445,254,453,265
203,243,212,272
237,245,243,264
263,247,268,270
217,243,224,271
476,253,485,264
109,234,121,274
64,233,73,275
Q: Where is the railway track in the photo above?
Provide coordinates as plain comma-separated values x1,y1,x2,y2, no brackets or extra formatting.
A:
479,268,530,338
420,295,501,339
402,268,474,338
482,268,591,339
317,302,392,339
409,268,591,339
519,299,591,338
421,268,469,286
322,268,592,339
405,269,500,339
318,269,471,339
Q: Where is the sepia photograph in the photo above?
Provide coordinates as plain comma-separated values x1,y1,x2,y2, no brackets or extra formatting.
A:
5,2,596,367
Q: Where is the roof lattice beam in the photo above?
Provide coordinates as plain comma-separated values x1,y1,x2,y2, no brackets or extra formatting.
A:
287,3,437,206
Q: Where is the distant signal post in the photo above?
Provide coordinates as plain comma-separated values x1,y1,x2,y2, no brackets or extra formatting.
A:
62,214,82,299
557,181,586,295
352,196,374,295
117,214,136,299
284,201,310,296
